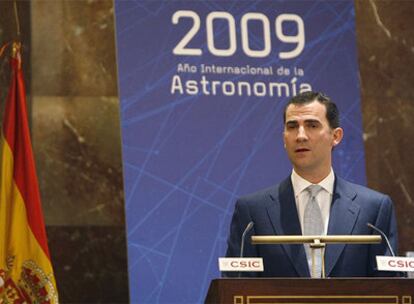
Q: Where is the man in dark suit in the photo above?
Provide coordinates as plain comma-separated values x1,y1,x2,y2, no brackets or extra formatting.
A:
225,91,398,277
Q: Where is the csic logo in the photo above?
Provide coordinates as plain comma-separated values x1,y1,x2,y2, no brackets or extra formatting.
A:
387,259,414,268
376,256,414,272
219,258,264,272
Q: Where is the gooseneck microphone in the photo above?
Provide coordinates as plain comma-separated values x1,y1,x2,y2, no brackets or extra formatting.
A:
367,222,395,257
240,221,254,258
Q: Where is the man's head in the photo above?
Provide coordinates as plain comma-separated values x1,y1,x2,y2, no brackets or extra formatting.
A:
283,91,340,129
283,91,343,183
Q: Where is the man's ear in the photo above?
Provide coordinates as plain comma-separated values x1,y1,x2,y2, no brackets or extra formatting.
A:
332,127,343,147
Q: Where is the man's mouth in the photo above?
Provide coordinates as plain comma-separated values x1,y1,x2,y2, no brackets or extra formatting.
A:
295,148,310,153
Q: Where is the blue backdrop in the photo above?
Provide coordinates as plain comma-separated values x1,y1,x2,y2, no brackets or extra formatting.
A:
114,1,365,303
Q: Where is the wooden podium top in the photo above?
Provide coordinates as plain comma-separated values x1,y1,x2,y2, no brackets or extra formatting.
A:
205,278,414,304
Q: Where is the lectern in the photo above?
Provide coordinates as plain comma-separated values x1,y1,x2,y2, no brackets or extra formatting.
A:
205,278,414,304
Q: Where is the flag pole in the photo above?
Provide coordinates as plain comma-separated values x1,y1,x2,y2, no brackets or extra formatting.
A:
13,0,21,38
0,1,21,59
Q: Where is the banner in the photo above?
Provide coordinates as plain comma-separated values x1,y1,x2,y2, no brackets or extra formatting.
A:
114,1,365,302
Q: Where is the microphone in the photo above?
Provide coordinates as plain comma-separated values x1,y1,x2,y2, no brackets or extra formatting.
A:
240,221,254,258
367,222,395,256
219,221,262,276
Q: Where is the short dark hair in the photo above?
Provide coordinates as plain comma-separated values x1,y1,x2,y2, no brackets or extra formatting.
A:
283,91,340,129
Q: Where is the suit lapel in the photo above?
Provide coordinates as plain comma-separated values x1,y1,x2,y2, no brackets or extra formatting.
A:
265,177,310,277
325,177,360,276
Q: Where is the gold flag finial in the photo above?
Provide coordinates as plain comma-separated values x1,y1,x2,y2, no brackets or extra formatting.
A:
11,41,22,69
12,42,21,59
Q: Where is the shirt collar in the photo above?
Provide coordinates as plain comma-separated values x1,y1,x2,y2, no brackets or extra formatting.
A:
291,168,335,196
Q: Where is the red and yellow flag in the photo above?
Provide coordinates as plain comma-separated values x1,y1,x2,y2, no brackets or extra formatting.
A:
0,43,58,303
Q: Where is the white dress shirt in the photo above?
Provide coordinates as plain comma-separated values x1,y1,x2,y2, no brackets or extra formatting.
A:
291,168,335,235
291,169,335,274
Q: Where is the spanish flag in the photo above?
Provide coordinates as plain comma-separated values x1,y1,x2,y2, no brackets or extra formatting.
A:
0,43,58,303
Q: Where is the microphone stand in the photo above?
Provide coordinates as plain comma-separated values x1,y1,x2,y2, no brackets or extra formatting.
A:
238,221,254,277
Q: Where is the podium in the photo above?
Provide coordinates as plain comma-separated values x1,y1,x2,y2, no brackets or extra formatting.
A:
205,278,414,304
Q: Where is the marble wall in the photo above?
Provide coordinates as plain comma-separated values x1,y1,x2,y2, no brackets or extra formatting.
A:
355,0,414,253
30,0,129,302
0,0,413,303
1,0,128,303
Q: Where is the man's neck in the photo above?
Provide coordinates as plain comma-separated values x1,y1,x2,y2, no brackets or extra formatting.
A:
293,167,332,184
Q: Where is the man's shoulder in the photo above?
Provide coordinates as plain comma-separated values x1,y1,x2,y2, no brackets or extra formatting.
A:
237,177,291,205
239,185,277,201
336,176,391,202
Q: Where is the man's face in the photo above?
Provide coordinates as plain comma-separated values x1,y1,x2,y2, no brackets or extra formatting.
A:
283,100,343,178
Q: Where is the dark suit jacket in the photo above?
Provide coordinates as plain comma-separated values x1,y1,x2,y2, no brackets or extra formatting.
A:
225,176,398,277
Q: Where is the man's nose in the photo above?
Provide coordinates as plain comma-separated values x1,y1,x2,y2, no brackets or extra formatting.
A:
296,126,308,141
